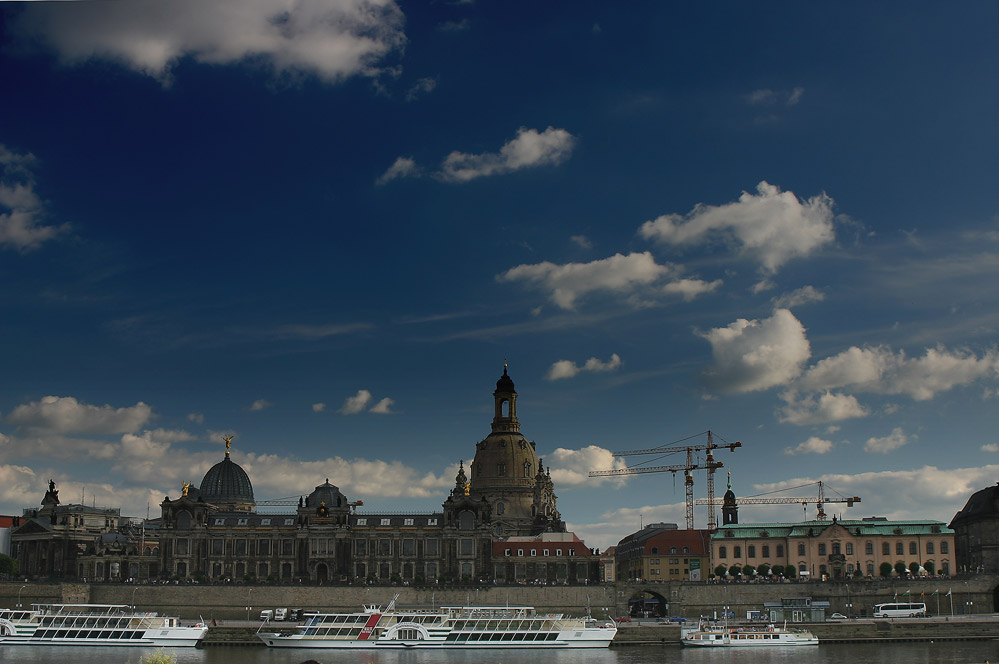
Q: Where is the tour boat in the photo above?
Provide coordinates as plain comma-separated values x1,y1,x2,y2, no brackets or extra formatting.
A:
681,621,818,647
258,596,617,649
0,603,207,647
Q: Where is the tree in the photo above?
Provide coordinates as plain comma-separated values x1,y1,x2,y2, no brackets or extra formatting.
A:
0,553,18,576
909,562,920,577
715,565,728,579
757,563,771,577
880,562,893,578
728,565,742,579
785,566,797,580
742,564,756,578
924,561,935,575
853,567,864,579
894,561,907,577
771,564,784,577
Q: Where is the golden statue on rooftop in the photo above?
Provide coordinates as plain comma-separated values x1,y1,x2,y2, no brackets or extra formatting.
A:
223,434,234,457
182,481,191,497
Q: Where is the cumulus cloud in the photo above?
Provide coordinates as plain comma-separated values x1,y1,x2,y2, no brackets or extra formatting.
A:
784,436,835,455
312,402,327,413
405,76,437,101
340,390,373,414
865,427,909,454
797,345,999,401
498,251,670,310
249,399,272,411
6,396,153,434
369,397,395,414
745,87,805,106
638,181,836,274
546,354,622,381
0,463,39,506
436,127,575,183
0,144,68,251
779,391,869,425
773,285,825,308
13,0,407,85
376,156,419,185
546,445,628,486
698,308,811,393
662,277,722,301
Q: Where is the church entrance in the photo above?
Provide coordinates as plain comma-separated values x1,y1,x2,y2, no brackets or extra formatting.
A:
316,563,329,585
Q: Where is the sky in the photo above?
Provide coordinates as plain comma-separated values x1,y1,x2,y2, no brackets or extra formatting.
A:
1,1,997,551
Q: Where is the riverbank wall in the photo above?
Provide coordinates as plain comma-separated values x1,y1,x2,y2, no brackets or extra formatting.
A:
2,576,996,622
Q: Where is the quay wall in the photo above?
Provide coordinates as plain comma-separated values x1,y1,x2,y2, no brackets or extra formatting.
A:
1,576,996,621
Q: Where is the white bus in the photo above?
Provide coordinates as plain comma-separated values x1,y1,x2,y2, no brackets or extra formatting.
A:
873,602,926,618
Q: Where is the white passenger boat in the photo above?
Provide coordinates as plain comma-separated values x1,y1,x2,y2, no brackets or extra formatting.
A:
681,621,818,647
258,596,617,649
0,603,207,647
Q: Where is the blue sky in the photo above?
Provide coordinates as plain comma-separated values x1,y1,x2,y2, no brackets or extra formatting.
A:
1,1,997,550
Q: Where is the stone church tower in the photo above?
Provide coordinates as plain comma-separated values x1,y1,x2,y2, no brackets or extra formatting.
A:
468,364,564,537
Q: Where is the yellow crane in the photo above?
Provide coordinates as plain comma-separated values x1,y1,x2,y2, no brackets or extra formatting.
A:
695,478,861,521
588,431,741,530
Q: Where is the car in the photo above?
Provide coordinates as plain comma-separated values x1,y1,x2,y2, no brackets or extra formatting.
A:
614,617,633,623
668,616,686,623
829,613,848,619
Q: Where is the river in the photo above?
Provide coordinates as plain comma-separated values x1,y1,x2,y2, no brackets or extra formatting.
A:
1,642,997,664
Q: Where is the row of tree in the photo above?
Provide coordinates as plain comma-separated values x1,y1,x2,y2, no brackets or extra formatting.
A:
713,560,937,579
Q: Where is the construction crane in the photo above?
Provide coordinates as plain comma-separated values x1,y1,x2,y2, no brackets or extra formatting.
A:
588,430,741,530
694,479,860,521
255,497,365,513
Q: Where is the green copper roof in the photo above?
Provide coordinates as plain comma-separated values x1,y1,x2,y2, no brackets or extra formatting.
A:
710,519,952,539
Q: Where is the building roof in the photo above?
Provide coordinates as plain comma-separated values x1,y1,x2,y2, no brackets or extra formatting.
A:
711,519,952,539
949,483,999,528
200,454,254,506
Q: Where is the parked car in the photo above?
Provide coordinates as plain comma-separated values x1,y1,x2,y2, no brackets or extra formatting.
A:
614,617,632,623
829,613,847,619
668,616,686,623
259,609,274,622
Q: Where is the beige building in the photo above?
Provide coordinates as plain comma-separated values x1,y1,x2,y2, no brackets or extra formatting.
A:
711,516,954,580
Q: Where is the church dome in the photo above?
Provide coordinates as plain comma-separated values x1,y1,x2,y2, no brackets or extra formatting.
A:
306,479,347,509
496,368,515,392
200,454,254,507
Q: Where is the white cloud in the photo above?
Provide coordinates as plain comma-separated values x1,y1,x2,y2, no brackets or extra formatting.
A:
14,0,407,85
312,402,327,413
745,87,804,107
570,235,593,250
0,144,68,251
698,308,811,393
982,443,999,452
638,181,836,274
369,397,395,414
784,436,835,455
772,285,825,308
546,354,622,381
405,76,437,101
797,345,999,401
779,391,869,425
546,445,628,487
498,251,670,310
340,390,372,414
662,277,722,301
865,427,909,454
249,399,271,412
376,156,419,185
436,127,575,183
0,464,38,505
6,396,153,434
187,412,204,424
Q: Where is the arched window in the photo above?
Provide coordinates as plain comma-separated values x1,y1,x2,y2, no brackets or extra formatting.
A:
176,511,192,530
651,546,659,554
832,543,841,555
734,546,742,558
719,546,727,559
670,546,677,554
524,461,531,477
458,511,475,530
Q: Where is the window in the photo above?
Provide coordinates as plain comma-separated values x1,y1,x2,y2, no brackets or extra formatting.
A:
926,542,935,554
941,561,949,574
235,539,247,555
762,545,770,558
798,543,806,556
378,539,391,556
237,518,248,526
568,548,575,556
866,542,874,555
683,547,690,554
355,540,367,555
818,543,827,556
909,542,918,555
896,542,904,555
556,549,562,556
940,541,949,554
211,539,224,555
734,546,742,558
530,549,537,556
428,518,438,526
651,546,659,554
505,548,511,556
670,546,677,554
882,542,890,555
214,518,225,526
284,518,295,526
458,511,475,530
425,539,439,556
497,462,506,476
381,518,391,526
747,545,756,558
402,539,415,556
404,518,414,526
776,545,784,557
460,539,474,556
281,539,293,556
176,538,189,555
260,518,271,525
543,549,550,556
518,549,524,556
846,543,854,555
258,539,271,555
867,563,875,576
357,518,367,526
832,543,840,555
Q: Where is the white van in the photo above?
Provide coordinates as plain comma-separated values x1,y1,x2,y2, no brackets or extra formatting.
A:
259,609,274,622
274,608,289,621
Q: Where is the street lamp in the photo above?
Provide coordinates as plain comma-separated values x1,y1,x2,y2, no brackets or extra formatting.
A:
246,588,253,621
17,585,26,609
845,583,853,618
963,581,971,616
131,586,139,610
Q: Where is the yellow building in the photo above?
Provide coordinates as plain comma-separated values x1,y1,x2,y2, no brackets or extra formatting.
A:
711,517,954,580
